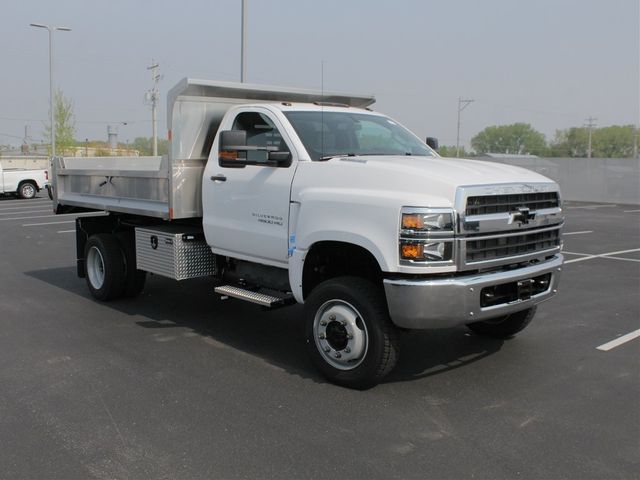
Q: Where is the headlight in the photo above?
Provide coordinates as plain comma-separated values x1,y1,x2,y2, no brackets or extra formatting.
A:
399,207,456,265
401,212,453,232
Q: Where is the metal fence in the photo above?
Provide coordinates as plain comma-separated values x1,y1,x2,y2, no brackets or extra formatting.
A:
478,157,640,205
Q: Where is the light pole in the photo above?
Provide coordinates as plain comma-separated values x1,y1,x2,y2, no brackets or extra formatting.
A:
30,23,71,157
240,0,247,82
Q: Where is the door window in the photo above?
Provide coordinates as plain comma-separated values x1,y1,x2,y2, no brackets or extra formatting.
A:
231,112,290,163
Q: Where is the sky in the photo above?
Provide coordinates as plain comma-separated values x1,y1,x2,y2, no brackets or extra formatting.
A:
1,0,638,149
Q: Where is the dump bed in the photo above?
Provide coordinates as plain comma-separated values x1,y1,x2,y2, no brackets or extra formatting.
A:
53,78,375,220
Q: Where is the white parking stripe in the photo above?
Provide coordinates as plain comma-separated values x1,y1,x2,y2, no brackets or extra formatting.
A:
57,230,76,233
563,231,593,236
0,199,51,205
0,212,99,222
0,209,52,216
602,256,640,263
596,329,640,351
566,204,617,210
23,220,75,227
0,204,53,211
564,248,640,264
623,209,640,213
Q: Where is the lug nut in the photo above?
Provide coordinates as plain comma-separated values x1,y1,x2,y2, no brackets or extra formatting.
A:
320,320,327,326
344,347,351,353
323,347,331,353
329,314,336,321
347,334,353,340
340,320,347,326
318,333,325,339
334,352,342,358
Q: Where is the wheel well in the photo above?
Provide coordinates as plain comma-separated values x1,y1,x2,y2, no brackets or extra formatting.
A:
18,179,38,190
302,241,382,299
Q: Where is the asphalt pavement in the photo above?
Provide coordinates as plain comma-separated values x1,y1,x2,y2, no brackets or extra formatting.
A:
0,195,638,479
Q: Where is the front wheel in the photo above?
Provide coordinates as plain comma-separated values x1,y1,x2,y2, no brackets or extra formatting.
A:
467,306,537,339
304,276,399,389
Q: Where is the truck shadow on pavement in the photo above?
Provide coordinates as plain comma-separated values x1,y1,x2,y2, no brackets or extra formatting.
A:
26,267,505,387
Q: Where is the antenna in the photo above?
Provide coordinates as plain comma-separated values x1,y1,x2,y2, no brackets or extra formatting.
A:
321,60,324,159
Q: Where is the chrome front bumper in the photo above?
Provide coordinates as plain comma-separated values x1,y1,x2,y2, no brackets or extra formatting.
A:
383,255,563,329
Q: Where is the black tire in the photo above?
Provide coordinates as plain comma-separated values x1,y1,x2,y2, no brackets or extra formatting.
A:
467,306,537,339
18,181,37,199
84,234,126,301
304,276,399,389
116,231,146,298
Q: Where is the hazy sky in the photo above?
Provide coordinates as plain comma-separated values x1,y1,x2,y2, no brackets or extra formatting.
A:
2,0,638,149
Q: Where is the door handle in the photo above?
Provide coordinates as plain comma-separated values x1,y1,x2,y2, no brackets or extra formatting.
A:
210,174,227,182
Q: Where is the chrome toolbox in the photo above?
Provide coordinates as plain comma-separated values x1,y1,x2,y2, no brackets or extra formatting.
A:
135,225,216,280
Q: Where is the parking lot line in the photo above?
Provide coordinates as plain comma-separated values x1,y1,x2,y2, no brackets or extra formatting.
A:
563,230,593,236
0,199,51,205
566,204,618,210
596,329,640,351
623,209,640,213
57,230,76,233
0,212,98,222
0,204,53,211
0,209,52,216
563,248,640,264
23,220,75,227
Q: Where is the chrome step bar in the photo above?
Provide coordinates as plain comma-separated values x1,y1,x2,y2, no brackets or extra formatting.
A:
214,285,292,307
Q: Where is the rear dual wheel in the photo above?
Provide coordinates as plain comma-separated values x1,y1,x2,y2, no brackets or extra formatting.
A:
84,232,145,301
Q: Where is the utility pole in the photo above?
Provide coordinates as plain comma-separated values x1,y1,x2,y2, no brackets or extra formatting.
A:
240,0,247,82
146,60,160,156
585,116,597,158
456,97,474,157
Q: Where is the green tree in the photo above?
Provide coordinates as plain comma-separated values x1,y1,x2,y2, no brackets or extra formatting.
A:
471,123,547,156
549,125,636,158
131,137,169,156
44,88,76,155
437,145,472,157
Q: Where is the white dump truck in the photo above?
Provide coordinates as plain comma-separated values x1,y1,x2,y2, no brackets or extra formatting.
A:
0,161,49,199
52,79,564,388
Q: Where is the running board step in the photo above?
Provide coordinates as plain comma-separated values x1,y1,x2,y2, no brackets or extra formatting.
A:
214,285,292,307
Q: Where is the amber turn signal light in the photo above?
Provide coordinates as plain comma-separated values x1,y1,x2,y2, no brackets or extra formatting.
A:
401,243,424,259
401,213,424,230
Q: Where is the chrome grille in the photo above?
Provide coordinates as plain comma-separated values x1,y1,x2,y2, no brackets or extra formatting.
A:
466,228,561,264
466,192,559,216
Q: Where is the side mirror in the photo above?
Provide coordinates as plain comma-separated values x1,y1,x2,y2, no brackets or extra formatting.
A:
268,151,292,167
218,129,291,168
426,137,439,151
219,130,248,168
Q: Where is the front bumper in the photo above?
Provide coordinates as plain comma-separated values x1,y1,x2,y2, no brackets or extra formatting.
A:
383,254,563,329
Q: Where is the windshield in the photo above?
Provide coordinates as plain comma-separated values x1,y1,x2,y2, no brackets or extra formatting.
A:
284,111,437,160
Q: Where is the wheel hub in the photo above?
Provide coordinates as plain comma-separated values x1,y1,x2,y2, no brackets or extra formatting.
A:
314,300,368,370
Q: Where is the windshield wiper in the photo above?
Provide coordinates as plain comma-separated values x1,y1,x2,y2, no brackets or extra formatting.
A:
318,153,356,161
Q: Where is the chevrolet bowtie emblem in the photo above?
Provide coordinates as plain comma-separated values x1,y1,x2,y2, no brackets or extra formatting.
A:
510,206,536,225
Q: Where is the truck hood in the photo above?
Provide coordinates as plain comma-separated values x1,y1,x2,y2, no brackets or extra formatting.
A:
293,155,557,209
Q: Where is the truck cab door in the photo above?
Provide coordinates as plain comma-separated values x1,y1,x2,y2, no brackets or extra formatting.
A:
202,108,298,267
